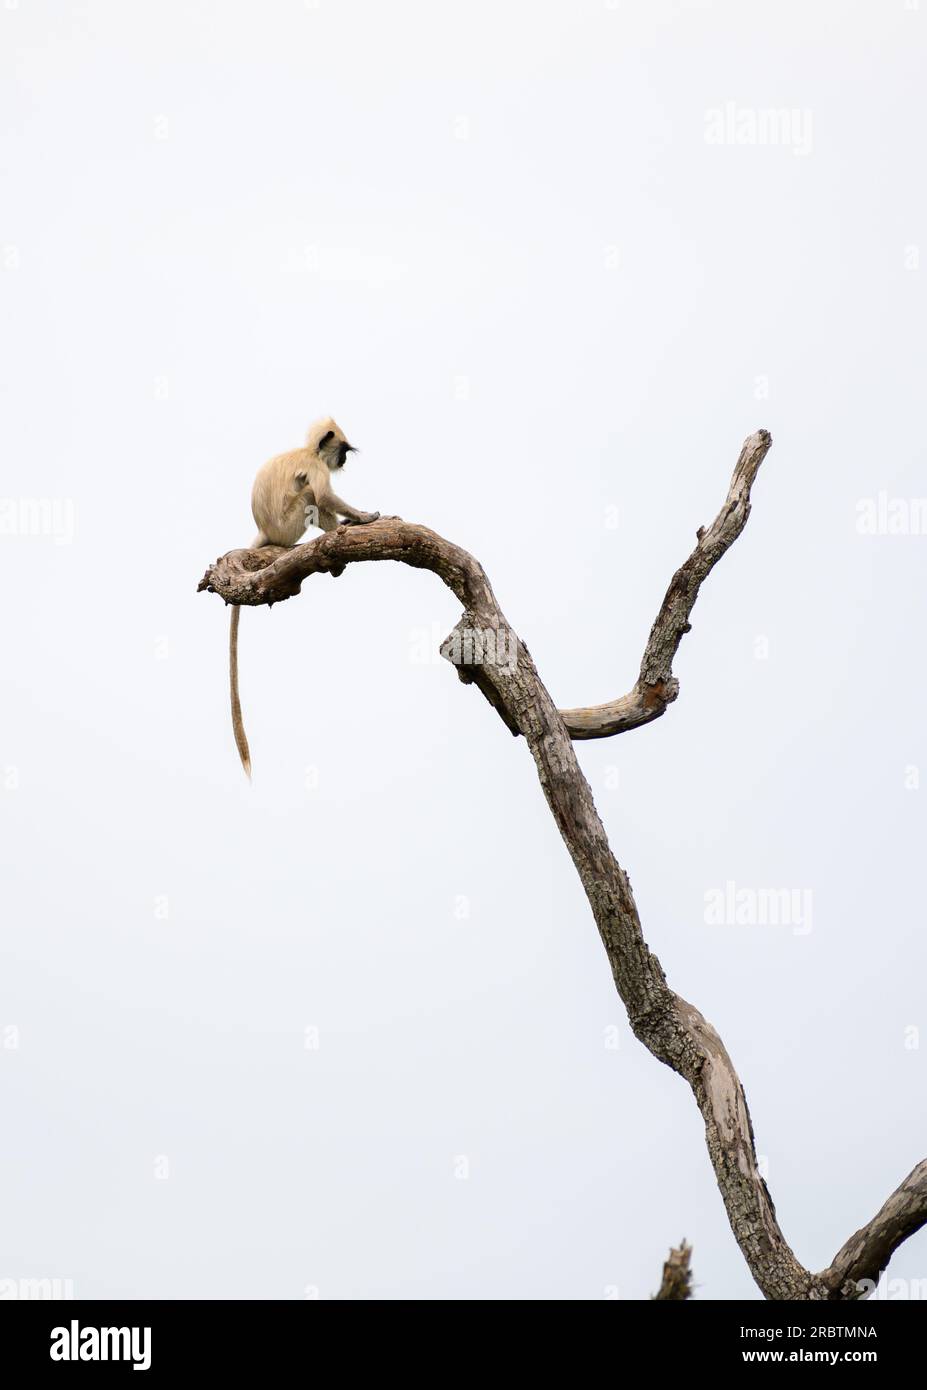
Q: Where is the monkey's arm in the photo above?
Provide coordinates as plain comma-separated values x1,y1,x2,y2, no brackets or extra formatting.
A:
306,462,378,525
326,491,380,525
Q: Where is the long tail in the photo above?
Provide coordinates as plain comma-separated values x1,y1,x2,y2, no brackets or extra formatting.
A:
230,604,252,779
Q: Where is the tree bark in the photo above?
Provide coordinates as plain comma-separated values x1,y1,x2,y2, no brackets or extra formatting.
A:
654,1241,694,1301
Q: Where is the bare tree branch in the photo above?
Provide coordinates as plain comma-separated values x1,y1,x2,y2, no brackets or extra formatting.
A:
199,431,926,1299
654,1240,694,1300
559,429,773,738
819,1160,927,1298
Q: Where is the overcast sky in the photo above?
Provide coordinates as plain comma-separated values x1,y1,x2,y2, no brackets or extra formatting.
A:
1,0,925,1300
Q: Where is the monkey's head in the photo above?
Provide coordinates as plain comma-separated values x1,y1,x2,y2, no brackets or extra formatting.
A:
307,417,357,471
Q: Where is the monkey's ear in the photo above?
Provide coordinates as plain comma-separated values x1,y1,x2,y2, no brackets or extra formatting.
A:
294,470,307,490
317,430,335,451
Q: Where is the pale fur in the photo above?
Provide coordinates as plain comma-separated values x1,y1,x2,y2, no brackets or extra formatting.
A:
230,417,378,778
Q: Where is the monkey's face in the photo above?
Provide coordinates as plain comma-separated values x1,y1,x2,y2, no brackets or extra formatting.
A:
310,418,357,471
332,437,356,470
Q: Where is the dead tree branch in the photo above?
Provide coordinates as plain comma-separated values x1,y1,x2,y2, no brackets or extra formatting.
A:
819,1160,927,1298
654,1241,694,1300
560,429,773,738
199,430,927,1299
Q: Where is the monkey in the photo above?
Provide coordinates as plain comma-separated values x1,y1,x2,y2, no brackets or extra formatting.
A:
230,417,379,779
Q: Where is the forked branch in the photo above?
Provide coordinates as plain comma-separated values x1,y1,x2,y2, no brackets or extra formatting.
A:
199,431,926,1299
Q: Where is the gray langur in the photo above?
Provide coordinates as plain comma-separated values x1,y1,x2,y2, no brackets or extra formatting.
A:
230,417,379,778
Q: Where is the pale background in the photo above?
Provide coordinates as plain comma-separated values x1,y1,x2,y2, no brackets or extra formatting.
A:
1,0,925,1300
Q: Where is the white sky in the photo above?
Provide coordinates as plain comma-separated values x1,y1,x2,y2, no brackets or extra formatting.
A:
1,0,925,1299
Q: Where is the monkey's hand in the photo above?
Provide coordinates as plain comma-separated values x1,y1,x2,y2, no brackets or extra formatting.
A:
340,511,380,526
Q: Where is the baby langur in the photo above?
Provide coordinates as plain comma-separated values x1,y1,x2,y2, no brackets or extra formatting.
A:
230,417,379,778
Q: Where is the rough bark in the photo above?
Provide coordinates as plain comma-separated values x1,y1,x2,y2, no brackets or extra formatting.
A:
199,431,927,1300
654,1241,694,1301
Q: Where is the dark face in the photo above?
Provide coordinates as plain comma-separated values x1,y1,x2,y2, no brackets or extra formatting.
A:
319,429,356,470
